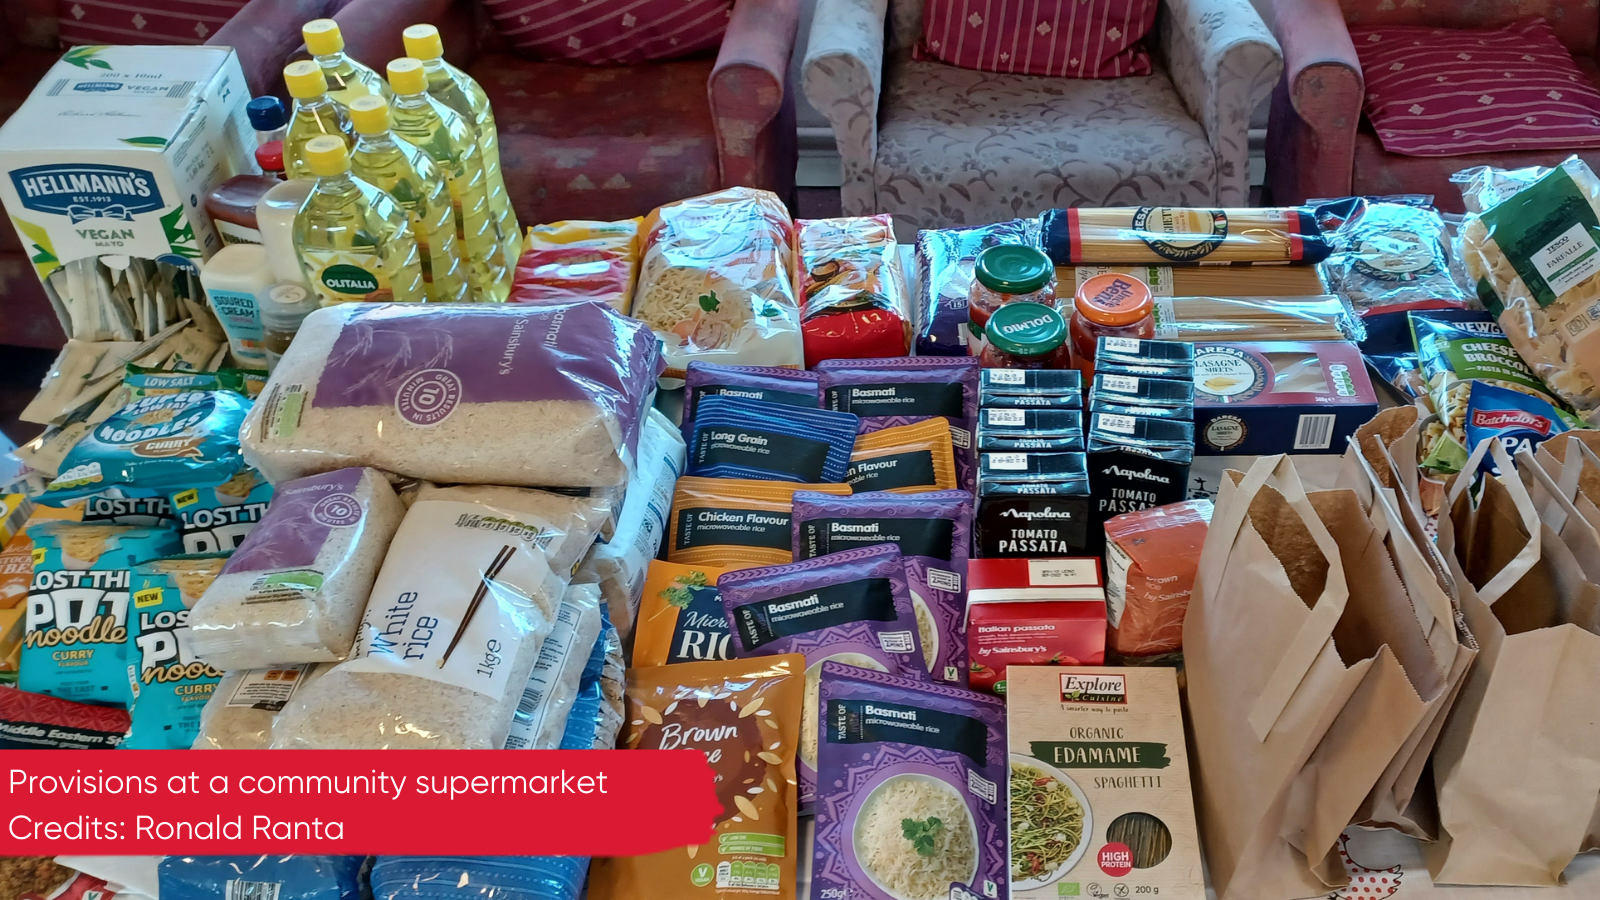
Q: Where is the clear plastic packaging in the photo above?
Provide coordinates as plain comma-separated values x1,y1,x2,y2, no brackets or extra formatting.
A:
188,467,404,669
270,485,610,749
190,663,333,749
503,583,603,750
159,856,362,900
240,302,663,488
1321,198,1470,310
371,856,589,900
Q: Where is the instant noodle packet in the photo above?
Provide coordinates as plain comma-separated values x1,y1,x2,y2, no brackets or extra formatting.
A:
720,543,926,809
687,396,860,483
813,663,1009,900
168,469,273,555
817,356,981,491
45,390,253,500
123,555,227,748
123,364,263,400
682,362,821,431
633,561,734,667
589,654,804,900
668,477,851,568
845,418,957,494
791,490,972,685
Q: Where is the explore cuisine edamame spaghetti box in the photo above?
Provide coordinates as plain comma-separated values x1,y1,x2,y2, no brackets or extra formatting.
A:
1006,666,1203,900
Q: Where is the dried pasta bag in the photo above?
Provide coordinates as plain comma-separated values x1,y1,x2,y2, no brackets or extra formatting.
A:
271,485,609,749
845,419,957,494
1041,206,1332,266
1461,380,1573,475
22,521,182,708
812,663,1009,900
190,663,330,749
631,187,802,379
511,217,643,313
589,655,804,900
1321,199,1469,310
668,476,851,568
240,302,662,489
720,543,926,809
791,489,972,685
168,468,274,555
1459,156,1600,419
633,560,734,667
0,688,129,748
817,356,981,492
798,215,911,366
187,467,404,669
45,389,253,500
914,219,1042,356
123,555,227,749
503,583,603,750
1102,499,1212,661
687,396,860,483
682,361,821,431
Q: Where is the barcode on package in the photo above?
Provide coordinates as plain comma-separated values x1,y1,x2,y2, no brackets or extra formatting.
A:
1103,337,1141,353
989,453,1028,470
879,631,916,653
927,568,962,592
1102,375,1140,394
950,426,971,450
967,770,998,804
226,881,281,900
1098,413,1137,435
986,409,1026,426
989,369,1026,384
1293,414,1337,450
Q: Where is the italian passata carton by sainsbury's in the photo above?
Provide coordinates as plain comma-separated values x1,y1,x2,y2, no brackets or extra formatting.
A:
0,46,255,294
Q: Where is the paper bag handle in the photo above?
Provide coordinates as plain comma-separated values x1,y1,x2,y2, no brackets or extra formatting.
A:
1207,454,1352,742
1555,435,1600,502
1450,438,1542,605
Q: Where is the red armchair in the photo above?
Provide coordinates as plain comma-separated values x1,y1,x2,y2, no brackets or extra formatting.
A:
321,0,799,225
1263,0,1600,210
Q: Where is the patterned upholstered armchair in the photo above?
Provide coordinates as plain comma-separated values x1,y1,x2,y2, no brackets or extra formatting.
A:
801,0,1282,236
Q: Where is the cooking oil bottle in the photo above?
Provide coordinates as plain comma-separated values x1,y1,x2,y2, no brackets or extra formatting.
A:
294,135,426,305
347,95,467,303
283,61,351,181
402,24,521,264
302,19,392,109
386,57,510,303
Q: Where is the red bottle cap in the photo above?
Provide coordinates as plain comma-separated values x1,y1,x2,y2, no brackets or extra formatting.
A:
256,140,285,176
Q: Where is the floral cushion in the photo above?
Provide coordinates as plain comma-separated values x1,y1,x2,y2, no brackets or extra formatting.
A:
1351,18,1600,157
914,0,1156,78
56,0,246,45
483,0,732,65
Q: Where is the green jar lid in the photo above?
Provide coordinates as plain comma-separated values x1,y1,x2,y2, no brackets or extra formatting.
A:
969,316,984,341
975,245,1053,294
986,302,1066,356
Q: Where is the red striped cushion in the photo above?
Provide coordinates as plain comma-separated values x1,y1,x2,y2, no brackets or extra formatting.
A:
483,0,732,65
57,0,246,46
1352,18,1600,158
913,0,1156,79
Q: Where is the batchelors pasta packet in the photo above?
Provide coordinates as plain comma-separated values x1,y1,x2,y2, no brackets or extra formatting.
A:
589,654,804,900
1463,380,1573,476
123,555,227,748
45,390,253,500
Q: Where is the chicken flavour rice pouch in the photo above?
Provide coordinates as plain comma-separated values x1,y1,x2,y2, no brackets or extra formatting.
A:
791,490,972,685
720,543,926,810
123,555,227,749
688,396,860,483
845,419,957,494
46,390,253,500
589,654,804,900
817,356,980,491
812,663,1009,900
22,521,182,707
668,477,851,568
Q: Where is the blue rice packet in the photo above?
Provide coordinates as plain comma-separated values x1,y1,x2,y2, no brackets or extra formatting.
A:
687,395,859,483
159,856,363,900
123,554,228,748
682,361,821,432
46,390,253,500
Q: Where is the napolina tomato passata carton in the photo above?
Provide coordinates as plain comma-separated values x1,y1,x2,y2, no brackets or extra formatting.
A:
965,558,1106,694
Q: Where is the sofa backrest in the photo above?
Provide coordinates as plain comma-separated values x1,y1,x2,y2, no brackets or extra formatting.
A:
1338,0,1598,57
889,0,922,53
8,0,57,49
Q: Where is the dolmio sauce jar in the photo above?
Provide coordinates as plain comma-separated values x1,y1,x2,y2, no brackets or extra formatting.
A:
979,301,1072,369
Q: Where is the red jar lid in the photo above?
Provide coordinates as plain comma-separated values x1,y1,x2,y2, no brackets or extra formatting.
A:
1075,273,1153,326
256,140,285,174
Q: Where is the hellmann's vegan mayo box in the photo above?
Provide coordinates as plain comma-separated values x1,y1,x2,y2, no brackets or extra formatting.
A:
0,45,255,299
1007,666,1204,900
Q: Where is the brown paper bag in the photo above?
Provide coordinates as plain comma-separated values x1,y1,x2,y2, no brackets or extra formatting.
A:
1537,432,1600,536
1427,439,1600,886
1186,455,1443,900
1518,443,1600,581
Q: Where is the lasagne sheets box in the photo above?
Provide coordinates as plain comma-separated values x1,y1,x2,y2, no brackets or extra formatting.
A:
1191,341,1376,457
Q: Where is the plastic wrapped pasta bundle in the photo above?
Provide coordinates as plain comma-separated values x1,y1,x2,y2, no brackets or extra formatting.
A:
631,188,802,378
511,218,643,313
1153,295,1362,342
1321,199,1471,309
1041,206,1333,266
270,485,611,749
798,215,911,366
1459,156,1600,418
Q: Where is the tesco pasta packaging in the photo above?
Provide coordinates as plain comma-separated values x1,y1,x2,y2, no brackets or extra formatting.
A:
240,302,663,489
631,187,803,380
1007,666,1204,900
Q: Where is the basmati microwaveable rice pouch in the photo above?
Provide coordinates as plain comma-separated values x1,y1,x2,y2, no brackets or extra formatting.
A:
792,490,973,685
682,361,821,432
22,521,183,708
816,356,980,492
687,395,860,483
720,543,926,810
813,662,1009,900
123,555,227,748
46,390,254,499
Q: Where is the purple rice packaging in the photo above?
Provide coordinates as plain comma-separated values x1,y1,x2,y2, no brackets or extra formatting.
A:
816,356,981,491
681,361,822,431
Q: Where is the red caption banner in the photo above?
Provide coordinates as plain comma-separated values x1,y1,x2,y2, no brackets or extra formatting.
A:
2,750,720,856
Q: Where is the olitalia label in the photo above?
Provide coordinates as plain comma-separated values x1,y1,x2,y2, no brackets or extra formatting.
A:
304,251,391,304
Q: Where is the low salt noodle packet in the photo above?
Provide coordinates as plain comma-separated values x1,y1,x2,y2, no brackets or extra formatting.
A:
719,543,926,810
791,490,972,685
812,663,1009,900
681,361,821,433
187,467,404,669
45,389,253,499
240,301,662,489
816,356,981,491
503,582,604,750
845,418,957,494
271,484,609,749
688,396,860,483
668,476,851,568
191,663,331,749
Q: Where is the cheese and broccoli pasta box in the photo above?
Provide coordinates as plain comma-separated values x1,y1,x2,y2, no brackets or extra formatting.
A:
1190,341,1377,457
1007,666,1203,900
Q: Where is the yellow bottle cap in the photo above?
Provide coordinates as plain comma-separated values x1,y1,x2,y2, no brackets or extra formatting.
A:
348,95,390,134
283,60,327,99
386,58,427,95
402,24,444,60
305,135,350,177
302,19,345,56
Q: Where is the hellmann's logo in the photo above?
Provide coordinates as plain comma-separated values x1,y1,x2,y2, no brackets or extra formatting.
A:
11,164,164,222
1060,673,1127,704
1471,409,1551,435
1101,465,1170,484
